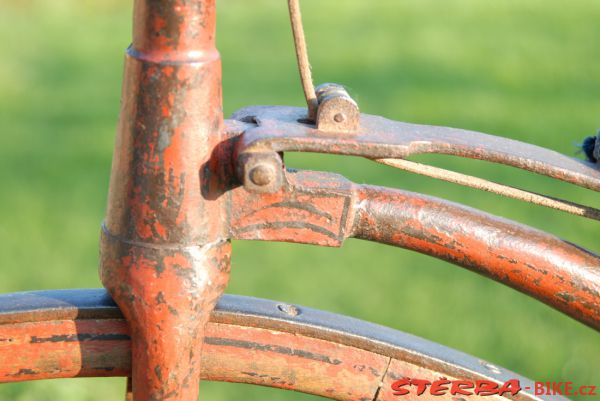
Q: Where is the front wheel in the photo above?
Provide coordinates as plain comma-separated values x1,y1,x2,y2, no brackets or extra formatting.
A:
0,289,566,401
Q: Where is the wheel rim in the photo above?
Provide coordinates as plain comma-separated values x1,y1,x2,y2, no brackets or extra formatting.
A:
0,289,567,401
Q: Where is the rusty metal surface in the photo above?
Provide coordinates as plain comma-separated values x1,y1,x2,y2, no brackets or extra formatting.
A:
229,106,600,191
0,290,569,401
230,169,355,247
230,167,600,331
2,0,596,400
98,1,231,400
17,0,594,398
315,83,360,133
351,185,600,331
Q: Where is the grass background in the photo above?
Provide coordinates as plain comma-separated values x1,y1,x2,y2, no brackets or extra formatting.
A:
0,0,599,399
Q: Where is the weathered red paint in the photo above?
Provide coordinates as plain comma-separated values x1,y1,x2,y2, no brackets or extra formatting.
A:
351,185,600,331
204,323,387,400
0,319,387,401
0,296,549,401
230,170,355,247
99,0,230,400
6,0,597,399
0,319,131,380
225,105,600,331
230,169,600,330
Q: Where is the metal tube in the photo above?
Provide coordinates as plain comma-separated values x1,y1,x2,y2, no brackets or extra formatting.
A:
100,1,230,400
351,185,600,331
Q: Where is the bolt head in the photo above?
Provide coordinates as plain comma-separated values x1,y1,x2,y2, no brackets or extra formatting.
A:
249,164,275,186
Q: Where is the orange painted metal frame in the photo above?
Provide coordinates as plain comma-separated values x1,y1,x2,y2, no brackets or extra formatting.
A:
99,1,229,400
2,0,599,400
93,0,599,399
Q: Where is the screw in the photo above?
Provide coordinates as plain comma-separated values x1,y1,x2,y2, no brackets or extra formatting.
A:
334,113,346,123
249,164,275,187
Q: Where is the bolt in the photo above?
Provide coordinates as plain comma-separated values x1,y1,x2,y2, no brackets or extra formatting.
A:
277,303,300,317
334,113,346,123
249,164,275,187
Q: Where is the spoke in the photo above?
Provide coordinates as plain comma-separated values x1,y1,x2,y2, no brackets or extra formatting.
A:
375,158,600,221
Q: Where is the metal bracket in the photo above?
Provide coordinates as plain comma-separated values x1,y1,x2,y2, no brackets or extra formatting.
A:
228,106,600,195
315,83,360,133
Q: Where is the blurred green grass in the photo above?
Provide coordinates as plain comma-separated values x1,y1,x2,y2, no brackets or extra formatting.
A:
0,0,599,400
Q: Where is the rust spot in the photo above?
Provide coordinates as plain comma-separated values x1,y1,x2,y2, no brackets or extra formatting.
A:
9,368,38,377
31,333,130,343
556,292,576,303
205,337,342,365
155,292,166,305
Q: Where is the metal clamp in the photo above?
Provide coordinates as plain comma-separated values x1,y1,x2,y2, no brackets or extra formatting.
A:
315,83,360,133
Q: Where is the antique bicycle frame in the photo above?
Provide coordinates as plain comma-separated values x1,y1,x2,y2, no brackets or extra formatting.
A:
0,1,598,401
